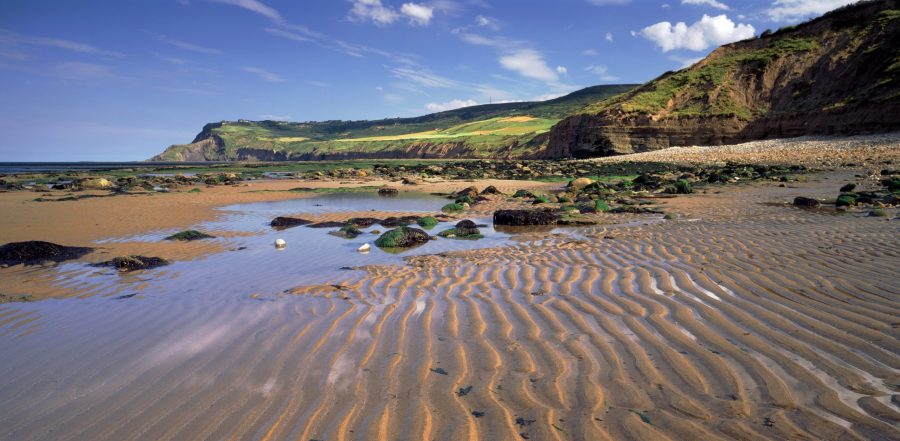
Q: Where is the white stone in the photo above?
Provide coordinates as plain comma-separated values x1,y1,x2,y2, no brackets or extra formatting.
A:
358,243,371,252
274,238,286,248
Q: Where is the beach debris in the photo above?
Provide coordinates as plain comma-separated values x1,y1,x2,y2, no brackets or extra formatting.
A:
0,241,93,266
793,197,821,207
515,417,536,427
457,386,473,397
165,230,214,241
375,227,430,248
274,238,286,248
98,255,169,272
471,411,485,418
270,216,311,229
358,243,371,252
430,367,449,375
493,209,559,226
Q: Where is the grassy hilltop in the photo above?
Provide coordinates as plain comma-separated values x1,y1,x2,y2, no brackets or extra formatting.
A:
153,84,635,161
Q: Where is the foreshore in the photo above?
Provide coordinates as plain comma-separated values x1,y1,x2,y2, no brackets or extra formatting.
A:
0,138,898,440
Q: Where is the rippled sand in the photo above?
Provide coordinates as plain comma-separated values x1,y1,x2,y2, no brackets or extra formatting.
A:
0,171,898,440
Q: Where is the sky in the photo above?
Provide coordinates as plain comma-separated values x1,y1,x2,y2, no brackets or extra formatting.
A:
0,0,860,161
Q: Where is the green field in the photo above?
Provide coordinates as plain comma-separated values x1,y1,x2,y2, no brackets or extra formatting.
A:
155,84,637,161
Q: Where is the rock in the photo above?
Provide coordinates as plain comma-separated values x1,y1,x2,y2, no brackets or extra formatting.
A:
358,243,371,252
480,185,503,195
836,194,856,207
442,203,465,213
347,217,381,227
568,177,594,191
793,197,821,207
104,255,169,271
453,186,479,198
275,238,286,248
840,183,857,192
438,220,483,239
166,230,215,241
417,217,439,228
81,178,115,190
374,227,431,248
270,216,311,229
329,224,362,239
493,209,559,226
381,216,421,227
306,221,347,228
0,241,93,266
377,187,398,196
513,189,535,198
401,177,419,185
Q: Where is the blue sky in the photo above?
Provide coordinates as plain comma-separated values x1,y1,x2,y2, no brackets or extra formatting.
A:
0,0,857,160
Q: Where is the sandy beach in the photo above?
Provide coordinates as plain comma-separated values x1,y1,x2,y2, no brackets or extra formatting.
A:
0,162,898,441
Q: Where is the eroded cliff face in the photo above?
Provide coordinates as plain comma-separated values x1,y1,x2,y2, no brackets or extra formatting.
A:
151,136,227,162
549,0,900,158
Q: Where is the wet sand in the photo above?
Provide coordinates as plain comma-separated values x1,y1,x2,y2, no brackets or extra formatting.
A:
0,171,898,440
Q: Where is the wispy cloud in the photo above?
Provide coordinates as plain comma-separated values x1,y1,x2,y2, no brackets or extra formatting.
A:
0,29,124,58
585,64,619,82
389,66,459,88
241,66,284,82
766,0,856,22
53,61,117,81
349,0,399,25
425,98,478,112
210,0,283,22
682,0,729,10
153,34,223,54
401,3,434,26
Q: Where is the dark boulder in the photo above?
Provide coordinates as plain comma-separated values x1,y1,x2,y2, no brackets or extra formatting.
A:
306,221,347,228
329,224,363,239
378,187,399,196
793,197,821,208
438,219,483,239
100,255,169,271
839,183,857,192
347,217,381,227
374,227,431,248
380,216,421,227
0,241,93,266
493,210,559,226
480,185,503,195
453,186,479,198
270,216,311,229
165,230,214,241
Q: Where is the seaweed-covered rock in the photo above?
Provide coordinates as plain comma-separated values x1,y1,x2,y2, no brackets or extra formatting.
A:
513,189,535,198
438,219,483,239
374,227,430,248
0,241,93,266
493,209,559,226
270,216,311,229
330,224,363,239
104,255,169,271
378,187,399,196
793,197,821,208
442,203,465,213
381,216,421,227
417,216,439,228
165,230,214,241
835,194,856,207
306,221,347,228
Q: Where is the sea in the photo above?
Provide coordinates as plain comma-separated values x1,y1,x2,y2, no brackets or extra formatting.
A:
0,162,230,174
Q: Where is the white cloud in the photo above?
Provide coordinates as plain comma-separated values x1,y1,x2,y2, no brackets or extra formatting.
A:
259,114,291,121
349,0,399,25
605,32,614,42
582,48,599,56
53,62,116,80
585,65,619,81
154,34,223,54
475,15,501,30
682,0,729,10
307,80,330,87
556,66,568,76
640,14,755,52
766,0,856,22
211,0,283,22
241,66,285,82
668,54,704,68
0,29,123,57
401,3,433,25
425,99,478,112
499,49,558,84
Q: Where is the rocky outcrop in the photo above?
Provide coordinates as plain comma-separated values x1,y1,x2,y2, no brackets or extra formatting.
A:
549,0,900,158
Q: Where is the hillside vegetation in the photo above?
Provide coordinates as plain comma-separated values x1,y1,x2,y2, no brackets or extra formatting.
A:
153,85,635,161
548,0,900,157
